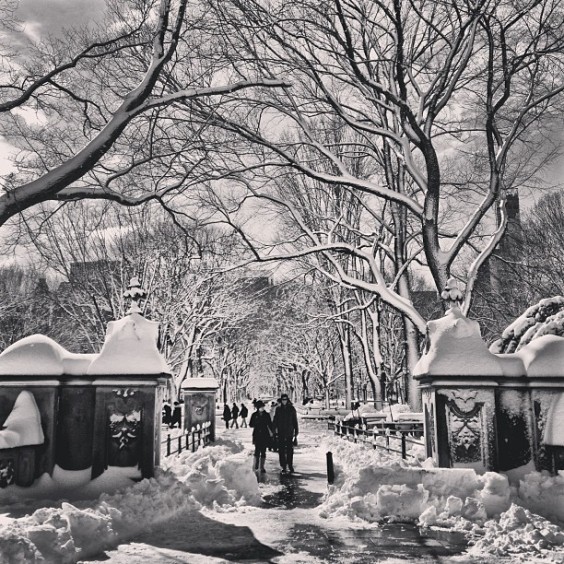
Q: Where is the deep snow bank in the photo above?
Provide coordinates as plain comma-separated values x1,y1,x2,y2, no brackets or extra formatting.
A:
319,435,564,561
0,438,259,563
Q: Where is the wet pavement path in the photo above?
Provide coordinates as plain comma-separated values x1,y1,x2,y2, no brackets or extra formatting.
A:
83,419,482,563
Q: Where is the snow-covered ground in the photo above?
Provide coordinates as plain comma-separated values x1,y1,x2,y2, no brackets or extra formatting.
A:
1,419,564,562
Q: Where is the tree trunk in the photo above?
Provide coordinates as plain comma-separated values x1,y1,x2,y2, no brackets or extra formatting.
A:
339,329,353,410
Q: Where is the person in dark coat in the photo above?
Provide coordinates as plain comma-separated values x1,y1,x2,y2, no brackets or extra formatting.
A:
249,400,273,472
231,402,240,428
273,393,299,474
222,403,231,429
170,401,182,428
240,403,249,427
162,402,172,426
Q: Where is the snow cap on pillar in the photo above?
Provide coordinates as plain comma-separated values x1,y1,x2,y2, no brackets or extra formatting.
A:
87,277,170,375
181,377,219,390
414,305,505,377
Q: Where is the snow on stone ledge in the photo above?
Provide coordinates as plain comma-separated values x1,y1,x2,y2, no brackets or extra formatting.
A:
0,335,95,376
87,312,170,375
181,377,219,390
414,307,507,377
0,390,44,448
513,335,564,377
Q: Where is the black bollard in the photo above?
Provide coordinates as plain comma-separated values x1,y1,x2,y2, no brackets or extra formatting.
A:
326,451,335,485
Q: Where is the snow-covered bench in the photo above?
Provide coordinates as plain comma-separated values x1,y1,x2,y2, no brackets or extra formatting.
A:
360,414,388,428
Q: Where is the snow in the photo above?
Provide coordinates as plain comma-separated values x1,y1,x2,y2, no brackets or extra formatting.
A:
0,437,259,563
0,391,44,449
490,296,564,354
414,307,506,377
181,377,219,390
416,306,564,378
88,313,170,375
0,313,170,378
0,335,97,377
3,421,564,562
319,433,564,561
515,335,564,377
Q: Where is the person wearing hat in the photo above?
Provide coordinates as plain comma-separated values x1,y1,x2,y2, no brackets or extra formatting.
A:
249,400,274,472
273,393,299,474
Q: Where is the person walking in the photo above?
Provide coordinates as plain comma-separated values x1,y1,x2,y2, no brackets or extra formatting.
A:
240,403,249,427
222,403,232,429
231,402,240,428
269,400,280,452
170,401,182,429
249,400,273,472
273,393,299,474
162,401,172,426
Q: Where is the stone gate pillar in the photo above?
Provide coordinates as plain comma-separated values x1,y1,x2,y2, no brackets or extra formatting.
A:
414,300,564,478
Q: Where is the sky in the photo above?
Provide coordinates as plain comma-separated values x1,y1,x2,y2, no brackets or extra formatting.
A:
0,0,106,175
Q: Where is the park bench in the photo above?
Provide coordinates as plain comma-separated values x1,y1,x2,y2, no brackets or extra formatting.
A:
360,414,388,428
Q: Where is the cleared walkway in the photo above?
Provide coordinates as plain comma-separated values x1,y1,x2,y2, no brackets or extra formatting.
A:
82,419,495,563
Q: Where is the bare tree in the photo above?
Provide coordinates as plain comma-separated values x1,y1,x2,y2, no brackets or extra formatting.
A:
195,0,564,319
0,0,287,229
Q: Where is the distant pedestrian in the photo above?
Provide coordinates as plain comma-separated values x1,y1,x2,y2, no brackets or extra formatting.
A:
170,401,182,429
273,393,299,474
222,403,231,429
231,403,240,428
162,401,172,426
249,400,274,472
269,400,280,452
240,403,248,427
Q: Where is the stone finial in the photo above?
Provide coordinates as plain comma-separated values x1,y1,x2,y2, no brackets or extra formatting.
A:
441,277,463,310
123,276,147,314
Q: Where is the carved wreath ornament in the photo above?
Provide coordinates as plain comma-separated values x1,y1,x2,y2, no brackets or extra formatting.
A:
109,410,141,450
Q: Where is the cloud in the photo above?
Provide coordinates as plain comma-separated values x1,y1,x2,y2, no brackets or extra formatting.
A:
16,0,106,40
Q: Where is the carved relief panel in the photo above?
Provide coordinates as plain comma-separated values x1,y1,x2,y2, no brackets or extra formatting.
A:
439,389,493,471
106,389,142,468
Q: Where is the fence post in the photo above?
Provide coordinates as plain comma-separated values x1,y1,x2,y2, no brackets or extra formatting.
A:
186,432,189,450
326,451,335,485
401,433,407,460
167,434,171,457
178,435,182,454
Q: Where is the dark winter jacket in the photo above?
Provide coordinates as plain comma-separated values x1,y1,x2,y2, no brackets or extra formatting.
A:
273,401,299,438
250,410,273,446
231,404,239,419
240,404,248,418
222,405,231,421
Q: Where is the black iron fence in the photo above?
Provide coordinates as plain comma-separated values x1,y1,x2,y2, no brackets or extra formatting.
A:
162,421,212,457
328,419,424,461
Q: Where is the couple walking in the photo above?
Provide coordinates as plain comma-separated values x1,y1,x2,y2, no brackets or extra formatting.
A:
250,393,298,474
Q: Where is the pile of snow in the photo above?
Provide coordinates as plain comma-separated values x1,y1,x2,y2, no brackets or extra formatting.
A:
319,435,509,524
0,438,258,563
161,438,261,508
414,306,505,376
469,504,564,559
319,435,564,560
